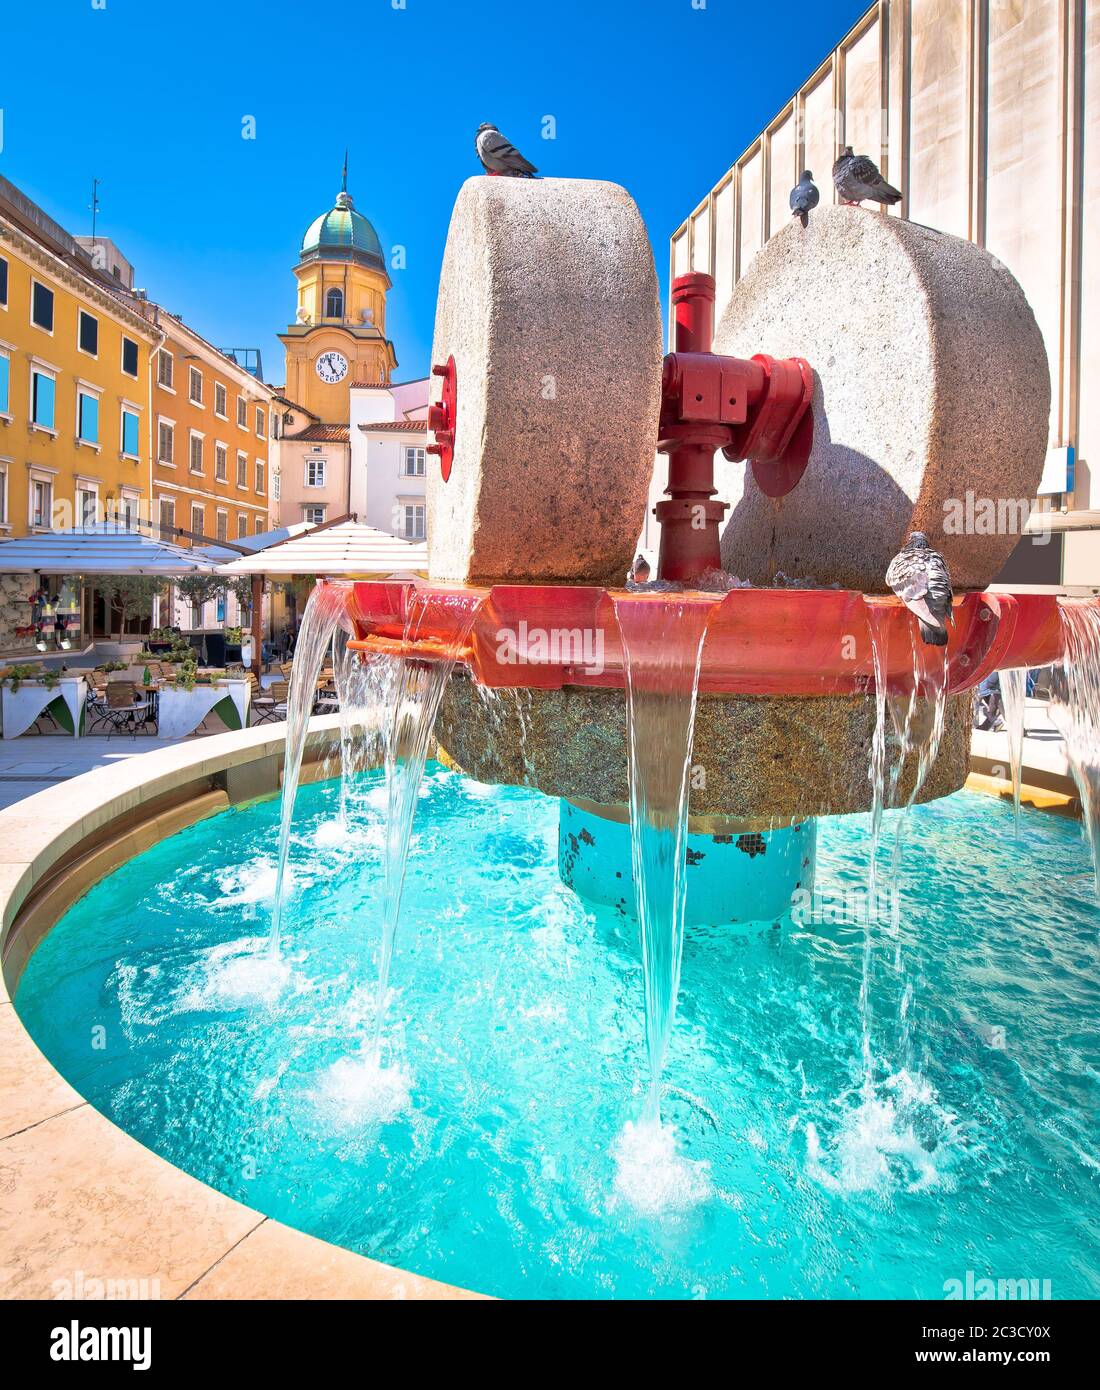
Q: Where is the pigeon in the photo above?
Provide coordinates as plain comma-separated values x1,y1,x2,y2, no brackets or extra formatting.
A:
886,532,954,646
789,170,819,227
832,146,902,207
630,553,651,585
475,123,538,177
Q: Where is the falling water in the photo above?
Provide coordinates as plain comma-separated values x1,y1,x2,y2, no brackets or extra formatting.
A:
612,596,718,1124
1050,600,1100,895
999,667,1028,840
333,627,396,831
270,582,351,954
372,590,484,1059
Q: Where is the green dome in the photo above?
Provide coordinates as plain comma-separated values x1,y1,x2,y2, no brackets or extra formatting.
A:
300,191,383,267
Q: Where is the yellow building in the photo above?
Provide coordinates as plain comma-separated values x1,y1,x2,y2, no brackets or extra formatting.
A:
149,313,275,553
0,175,156,541
277,173,396,425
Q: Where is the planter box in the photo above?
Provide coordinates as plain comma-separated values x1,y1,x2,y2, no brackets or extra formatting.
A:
1,677,87,739
155,679,250,740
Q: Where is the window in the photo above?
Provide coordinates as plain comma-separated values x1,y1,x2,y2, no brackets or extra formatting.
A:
31,369,56,430
0,465,7,525
255,406,265,438
0,351,9,415
254,459,265,494
403,446,426,477
324,287,344,319
0,256,7,307
121,336,139,377
159,497,175,533
237,513,248,539
121,408,140,458
272,468,280,502
216,510,228,541
158,419,174,464
305,457,326,488
402,503,426,540
119,493,138,528
304,504,327,526
78,311,98,356
77,389,99,444
188,366,203,405
214,382,227,418
31,281,54,331
190,503,205,537
236,451,248,487
255,516,264,536
237,396,247,428
215,442,228,481
158,350,174,389
31,478,53,528
77,487,97,527
189,432,204,473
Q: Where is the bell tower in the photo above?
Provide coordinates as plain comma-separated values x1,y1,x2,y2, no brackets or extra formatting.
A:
279,162,397,424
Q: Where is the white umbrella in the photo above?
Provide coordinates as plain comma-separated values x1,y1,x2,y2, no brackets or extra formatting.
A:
0,523,230,576
217,519,428,577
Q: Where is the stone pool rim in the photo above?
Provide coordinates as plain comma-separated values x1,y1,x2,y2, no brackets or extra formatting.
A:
0,717,483,1301
0,716,1076,1302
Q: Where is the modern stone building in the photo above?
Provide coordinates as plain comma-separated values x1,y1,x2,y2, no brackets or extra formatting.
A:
666,0,1098,592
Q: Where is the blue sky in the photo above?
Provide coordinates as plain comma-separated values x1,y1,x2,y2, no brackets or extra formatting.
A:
0,0,865,384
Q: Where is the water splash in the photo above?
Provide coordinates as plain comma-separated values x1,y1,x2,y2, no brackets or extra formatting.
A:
372,589,484,1059
1051,600,1100,895
1000,667,1028,839
270,582,351,955
612,596,718,1124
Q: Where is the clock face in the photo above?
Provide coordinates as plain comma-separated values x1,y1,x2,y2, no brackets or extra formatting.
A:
315,351,348,384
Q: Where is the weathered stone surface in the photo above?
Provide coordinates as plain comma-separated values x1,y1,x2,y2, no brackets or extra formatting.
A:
713,206,1050,591
436,677,971,821
427,176,662,585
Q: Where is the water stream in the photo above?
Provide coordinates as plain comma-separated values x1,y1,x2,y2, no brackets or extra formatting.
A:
999,667,1028,839
612,596,718,1125
270,581,351,955
1051,600,1100,895
372,590,484,1059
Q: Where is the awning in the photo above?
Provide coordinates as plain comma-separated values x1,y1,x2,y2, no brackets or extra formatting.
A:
216,519,428,577
0,524,231,576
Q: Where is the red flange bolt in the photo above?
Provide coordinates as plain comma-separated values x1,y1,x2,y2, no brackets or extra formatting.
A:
427,356,457,482
656,272,815,583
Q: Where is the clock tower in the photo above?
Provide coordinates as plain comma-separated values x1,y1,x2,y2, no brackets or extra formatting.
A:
278,169,397,425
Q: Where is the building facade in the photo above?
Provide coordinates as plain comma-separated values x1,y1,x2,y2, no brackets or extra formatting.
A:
667,0,1099,591
0,173,274,647
350,378,429,539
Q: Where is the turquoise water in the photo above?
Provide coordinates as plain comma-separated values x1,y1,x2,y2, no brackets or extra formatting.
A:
15,768,1100,1299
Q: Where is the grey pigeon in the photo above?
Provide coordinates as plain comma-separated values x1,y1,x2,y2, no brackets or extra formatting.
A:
630,553,651,585
832,146,902,207
475,123,538,177
789,170,819,227
886,532,954,646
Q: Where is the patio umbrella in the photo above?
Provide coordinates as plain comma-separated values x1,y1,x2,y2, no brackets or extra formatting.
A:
0,523,231,576
215,519,428,579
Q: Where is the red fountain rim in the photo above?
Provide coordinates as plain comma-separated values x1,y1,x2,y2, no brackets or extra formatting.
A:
339,580,1077,698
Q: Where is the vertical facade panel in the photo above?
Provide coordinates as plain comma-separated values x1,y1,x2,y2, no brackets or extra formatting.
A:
803,73,839,203
844,18,885,161
768,114,797,240
908,0,971,234
739,150,764,272
713,179,736,321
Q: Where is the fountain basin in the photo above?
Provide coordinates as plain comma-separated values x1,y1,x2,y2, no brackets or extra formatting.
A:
7,762,1100,1299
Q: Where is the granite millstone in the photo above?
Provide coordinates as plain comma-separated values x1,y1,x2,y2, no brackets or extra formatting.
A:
714,206,1051,591
427,176,663,586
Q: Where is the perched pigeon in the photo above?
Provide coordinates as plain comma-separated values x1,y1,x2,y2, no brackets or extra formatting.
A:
886,532,954,646
832,146,902,207
789,170,820,227
630,553,651,585
475,123,538,177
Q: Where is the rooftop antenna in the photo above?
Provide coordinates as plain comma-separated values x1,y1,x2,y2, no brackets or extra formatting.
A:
341,148,348,194
89,177,100,247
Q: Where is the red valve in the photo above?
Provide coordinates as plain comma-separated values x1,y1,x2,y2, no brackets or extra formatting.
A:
655,272,815,583
427,356,457,482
